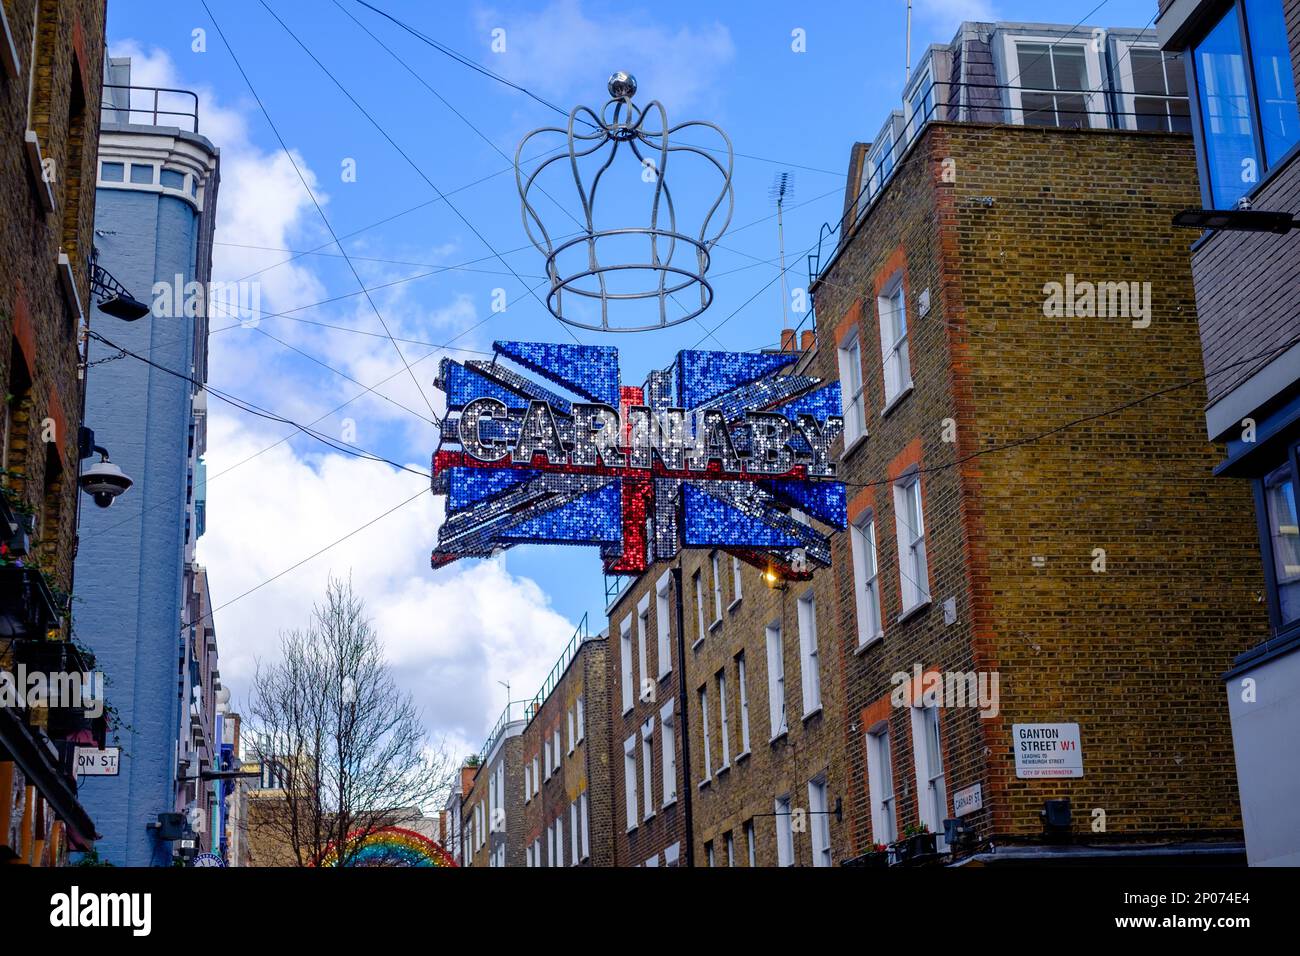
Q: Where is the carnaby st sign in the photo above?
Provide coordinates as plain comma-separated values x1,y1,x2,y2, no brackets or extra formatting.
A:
430,341,847,577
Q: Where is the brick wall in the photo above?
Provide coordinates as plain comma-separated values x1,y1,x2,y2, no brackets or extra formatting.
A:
0,0,105,595
518,636,612,866
809,120,1268,854
680,544,848,866
606,569,690,866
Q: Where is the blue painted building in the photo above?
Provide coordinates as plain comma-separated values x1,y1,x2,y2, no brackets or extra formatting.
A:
74,59,222,866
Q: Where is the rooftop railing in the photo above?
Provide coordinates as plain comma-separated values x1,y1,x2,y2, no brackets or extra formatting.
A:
523,612,592,727
805,78,1190,293
473,612,595,766
100,83,200,133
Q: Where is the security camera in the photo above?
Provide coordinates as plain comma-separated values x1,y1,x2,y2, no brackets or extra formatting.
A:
79,449,133,508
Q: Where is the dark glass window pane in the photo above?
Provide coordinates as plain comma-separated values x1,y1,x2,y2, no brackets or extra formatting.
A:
1132,49,1167,95
1194,7,1258,207
1263,462,1300,626
1165,52,1188,97
1135,97,1169,131
1055,93,1088,127
1170,99,1193,133
1052,46,1088,90
1017,43,1054,89
1021,91,1057,125
1244,0,1300,166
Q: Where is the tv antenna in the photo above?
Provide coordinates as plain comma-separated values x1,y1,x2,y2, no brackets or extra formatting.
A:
769,172,796,331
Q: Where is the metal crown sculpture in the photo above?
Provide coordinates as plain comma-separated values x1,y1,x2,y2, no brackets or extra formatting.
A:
515,72,734,332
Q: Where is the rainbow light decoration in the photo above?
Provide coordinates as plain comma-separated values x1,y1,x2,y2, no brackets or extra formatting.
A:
431,340,846,578
315,826,458,868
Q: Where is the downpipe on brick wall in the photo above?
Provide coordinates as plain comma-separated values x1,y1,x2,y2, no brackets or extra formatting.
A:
671,563,695,868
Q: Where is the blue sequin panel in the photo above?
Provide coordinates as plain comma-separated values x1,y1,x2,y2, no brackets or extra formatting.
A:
769,479,847,528
675,349,797,411
447,467,539,511
495,340,620,406
500,480,623,543
681,484,804,548
444,361,531,410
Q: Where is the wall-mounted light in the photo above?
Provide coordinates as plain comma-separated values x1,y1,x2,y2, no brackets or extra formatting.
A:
89,247,150,321
1172,207,1297,234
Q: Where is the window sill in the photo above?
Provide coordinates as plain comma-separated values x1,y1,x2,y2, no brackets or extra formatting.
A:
770,730,788,746
717,762,731,776
662,796,677,810
881,384,914,419
802,706,823,723
626,824,638,835
658,670,671,683
24,130,55,214
854,633,884,655
622,704,635,717
691,637,705,652
698,778,712,791
643,812,655,824
709,618,723,633
897,599,931,625
841,431,869,462
728,597,742,613
736,749,751,764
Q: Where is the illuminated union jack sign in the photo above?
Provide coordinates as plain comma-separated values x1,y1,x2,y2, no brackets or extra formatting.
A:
430,340,847,578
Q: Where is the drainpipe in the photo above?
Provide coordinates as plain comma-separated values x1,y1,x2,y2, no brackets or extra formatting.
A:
671,564,694,867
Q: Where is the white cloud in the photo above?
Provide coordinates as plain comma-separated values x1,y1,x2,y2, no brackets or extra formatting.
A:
473,0,735,113
107,41,579,754
197,414,576,754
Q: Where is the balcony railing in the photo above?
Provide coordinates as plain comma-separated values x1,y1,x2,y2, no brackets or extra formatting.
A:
805,78,1191,293
522,613,591,727
100,83,200,133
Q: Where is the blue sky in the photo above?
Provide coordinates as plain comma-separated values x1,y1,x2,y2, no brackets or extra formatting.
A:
105,0,1160,757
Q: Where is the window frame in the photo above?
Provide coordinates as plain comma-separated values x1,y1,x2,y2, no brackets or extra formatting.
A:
710,550,724,625
655,571,673,678
808,776,832,867
636,593,651,703
1184,0,1300,208
1001,34,1106,129
641,718,655,821
797,589,822,716
699,685,713,783
893,470,931,613
1113,39,1191,133
877,274,912,409
775,794,794,867
865,722,898,845
620,614,634,714
910,704,949,851
660,698,678,805
623,734,639,831
716,669,731,768
736,651,752,754
837,330,868,447
765,620,788,740
850,510,884,646
1255,440,1300,633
